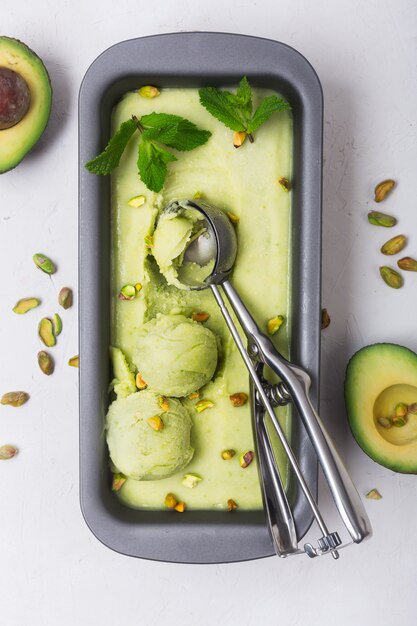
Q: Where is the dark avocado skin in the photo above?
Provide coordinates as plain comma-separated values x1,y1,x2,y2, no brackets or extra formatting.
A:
345,342,417,474
0,36,52,173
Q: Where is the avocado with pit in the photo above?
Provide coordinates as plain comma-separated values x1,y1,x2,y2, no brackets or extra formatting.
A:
0,36,52,173
345,343,417,473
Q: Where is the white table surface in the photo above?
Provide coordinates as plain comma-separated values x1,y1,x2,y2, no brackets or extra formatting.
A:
1,1,417,624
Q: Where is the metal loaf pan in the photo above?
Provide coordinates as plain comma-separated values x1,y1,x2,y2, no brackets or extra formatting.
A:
79,32,323,563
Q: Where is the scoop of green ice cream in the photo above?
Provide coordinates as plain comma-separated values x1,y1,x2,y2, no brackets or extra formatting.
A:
152,204,214,290
133,313,218,397
106,389,194,480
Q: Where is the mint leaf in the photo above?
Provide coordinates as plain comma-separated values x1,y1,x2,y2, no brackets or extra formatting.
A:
141,113,211,151
198,87,246,132
85,119,137,175
234,76,252,114
138,138,177,193
247,96,290,133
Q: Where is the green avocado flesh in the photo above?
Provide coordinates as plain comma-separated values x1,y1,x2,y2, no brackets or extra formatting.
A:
0,37,52,173
110,87,292,510
345,343,417,473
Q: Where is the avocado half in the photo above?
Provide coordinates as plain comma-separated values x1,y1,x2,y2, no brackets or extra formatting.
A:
0,36,52,173
345,343,417,473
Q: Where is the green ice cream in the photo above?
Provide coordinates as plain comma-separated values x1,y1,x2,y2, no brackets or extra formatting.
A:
152,204,215,289
133,313,218,397
106,389,194,480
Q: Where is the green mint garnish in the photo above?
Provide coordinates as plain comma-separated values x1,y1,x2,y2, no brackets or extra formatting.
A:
199,76,290,141
85,112,211,192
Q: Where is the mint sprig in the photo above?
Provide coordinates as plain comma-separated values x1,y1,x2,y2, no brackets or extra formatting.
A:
85,113,211,193
199,77,290,142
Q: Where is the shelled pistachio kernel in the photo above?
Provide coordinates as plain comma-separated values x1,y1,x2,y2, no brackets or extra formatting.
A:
182,473,202,489
379,266,403,289
381,234,407,256
239,450,254,468
278,176,291,192
52,313,62,336
233,131,247,148
366,489,382,500
118,284,136,300
144,234,154,249
33,252,56,274
392,402,408,427
38,318,56,347
195,399,214,413
376,416,392,429
164,493,178,509
397,257,417,272
138,85,160,98
37,351,54,375
127,195,146,208
147,415,164,431
374,179,395,203
68,355,79,368
136,373,147,389
188,391,200,400
227,499,238,512
0,444,18,460
368,211,397,227
221,449,236,460
158,396,169,411
321,308,331,330
13,297,40,314
229,392,248,407
112,473,127,492
192,311,210,322
174,501,186,513
135,283,143,293
267,315,285,335
58,287,73,309
408,403,417,414
1,391,29,407
193,191,203,200
227,212,240,225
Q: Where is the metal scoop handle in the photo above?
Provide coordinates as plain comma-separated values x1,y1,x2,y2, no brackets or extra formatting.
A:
221,280,371,545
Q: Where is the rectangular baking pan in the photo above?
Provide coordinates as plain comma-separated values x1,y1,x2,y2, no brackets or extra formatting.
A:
79,32,323,563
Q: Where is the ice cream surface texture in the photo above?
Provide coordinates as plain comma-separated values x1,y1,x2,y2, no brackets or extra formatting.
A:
106,390,194,480
110,86,292,510
133,313,218,397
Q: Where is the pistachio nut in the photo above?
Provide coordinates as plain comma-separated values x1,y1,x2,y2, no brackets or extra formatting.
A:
229,392,248,407
379,266,403,289
174,501,186,513
52,313,62,336
164,493,178,509
188,391,200,400
221,449,236,460
144,234,154,249
408,403,417,414
193,191,203,200
239,450,254,468
195,399,214,413
397,256,417,272
381,234,407,255
38,318,56,347
321,308,331,330
112,473,127,492
366,488,382,500
227,212,240,225
376,416,392,429
138,85,160,98
68,355,79,368
158,396,169,411
278,176,291,192
374,179,395,203
118,284,136,300
127,195,146,208
227,498,238,512
368,211,397,227
191,311,210,323
58,287,73,309
1,391,29,407
37,351,54,376
0,444,18,460
136,372,147,389
33,253,56,274
267,315,285,335
233,131,247,148
147,415,164,431
13,297,41,314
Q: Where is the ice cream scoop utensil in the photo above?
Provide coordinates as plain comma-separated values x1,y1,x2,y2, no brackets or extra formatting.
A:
165,199,372,558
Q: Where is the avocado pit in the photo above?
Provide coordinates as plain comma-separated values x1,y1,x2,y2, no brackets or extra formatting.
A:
0,66,30,129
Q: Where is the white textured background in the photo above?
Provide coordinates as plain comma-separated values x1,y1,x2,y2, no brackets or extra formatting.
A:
1,1,417,624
